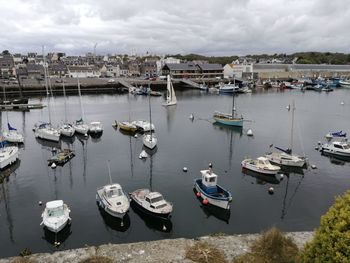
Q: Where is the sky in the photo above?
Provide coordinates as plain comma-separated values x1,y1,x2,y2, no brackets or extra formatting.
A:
0,0,350,56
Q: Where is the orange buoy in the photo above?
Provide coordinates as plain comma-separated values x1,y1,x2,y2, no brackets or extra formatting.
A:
202,199,209,205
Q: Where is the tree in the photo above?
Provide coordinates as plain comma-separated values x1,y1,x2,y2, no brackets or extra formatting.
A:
301,190,350,262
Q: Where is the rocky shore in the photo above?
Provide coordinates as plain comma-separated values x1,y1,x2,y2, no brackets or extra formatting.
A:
0,232,313,263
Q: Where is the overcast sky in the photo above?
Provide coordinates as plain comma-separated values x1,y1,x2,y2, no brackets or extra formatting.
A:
1,0,349,56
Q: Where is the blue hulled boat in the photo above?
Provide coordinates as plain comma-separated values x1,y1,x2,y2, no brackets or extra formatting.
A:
194,165,232,210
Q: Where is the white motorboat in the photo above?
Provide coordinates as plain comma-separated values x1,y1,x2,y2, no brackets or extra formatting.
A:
60,123,75,137
0,146,19,169
34,122,60,142
40,200,71,233
162,75,177,106
339,80,350,88
131,120,155,132
89,121,103,134
321,140,350,158
199,83,208,90
96,184,130,218
129,189,173,219
241,156,281,175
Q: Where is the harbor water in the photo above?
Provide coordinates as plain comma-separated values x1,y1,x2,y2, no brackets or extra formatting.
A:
0,88,349,257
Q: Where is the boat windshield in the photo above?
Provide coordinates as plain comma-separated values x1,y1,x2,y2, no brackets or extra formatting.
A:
107,189,122,198
47,207,64,217
343,144,350,150
150,196,164,203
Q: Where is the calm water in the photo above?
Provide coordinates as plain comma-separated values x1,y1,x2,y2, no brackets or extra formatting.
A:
0,88,349,257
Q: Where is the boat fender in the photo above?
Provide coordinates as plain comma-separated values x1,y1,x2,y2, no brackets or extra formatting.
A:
268,187,274,195
196,192,201,197
202,199,209,205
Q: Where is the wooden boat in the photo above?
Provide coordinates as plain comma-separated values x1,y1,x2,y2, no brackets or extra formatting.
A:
118,121,137,132
194,165,232,210
129,189,172,219
47,149,75,166
241,156,280,175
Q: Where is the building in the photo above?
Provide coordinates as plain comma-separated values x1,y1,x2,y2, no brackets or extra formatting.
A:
156,57,180,74
128,61,141,76
0,53,15,78
67,65,101,78
224,63,253,79
26,63,45,79
141,60,157,77
49,63,68,78
161,62,223,79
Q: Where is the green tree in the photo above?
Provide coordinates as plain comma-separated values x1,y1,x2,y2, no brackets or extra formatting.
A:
301,190,350,263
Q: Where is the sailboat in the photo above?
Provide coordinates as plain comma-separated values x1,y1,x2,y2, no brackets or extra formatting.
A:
162,75,177,106
72,79,89,136
96,161,130,219
213,78,243,127
265,101,306,167
59,81,75,137
143,91,157,150
2,87,24,143
34,47,60,142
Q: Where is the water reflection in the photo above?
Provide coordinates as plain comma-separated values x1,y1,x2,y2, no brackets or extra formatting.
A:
242,168,281,185
321,152,350,165
280,174,304,220
165,105,176,132
42,223,72,247
130,202,173,233
98,209,131,233
35,138,61,150
192,189,231,223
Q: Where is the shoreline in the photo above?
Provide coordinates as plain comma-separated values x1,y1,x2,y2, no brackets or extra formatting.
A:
0,231,314,263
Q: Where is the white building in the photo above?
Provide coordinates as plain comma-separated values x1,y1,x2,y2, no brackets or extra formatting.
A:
68,65,101,78
223,63,253,78
156,57,181,75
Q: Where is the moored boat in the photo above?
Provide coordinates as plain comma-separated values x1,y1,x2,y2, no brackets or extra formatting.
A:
194,165,232,210
129,189,172,219
0,145,19,169
88,121,103,134
118,121,138,133
96,184,130,219
241,156,281,175
321,140,350,158
40,200,71,233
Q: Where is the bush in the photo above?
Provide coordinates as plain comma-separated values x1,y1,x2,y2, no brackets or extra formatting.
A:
185,241,228,263
301,190,350,263
233,227,299,263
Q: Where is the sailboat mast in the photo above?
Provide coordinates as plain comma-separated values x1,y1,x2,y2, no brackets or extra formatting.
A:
107,160,113,184
3,87,9,124
148,82,153,141
63,81,67,123
232,77,235,117
77,78,85,120
42,46,51,124
290,101,295,153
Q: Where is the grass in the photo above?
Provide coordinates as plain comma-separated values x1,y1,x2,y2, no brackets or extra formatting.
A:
185,241,228,263
79,255,114,263
11,258,36,263
233,227,299,263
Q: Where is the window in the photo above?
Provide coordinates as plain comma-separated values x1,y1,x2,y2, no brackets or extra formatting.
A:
151,196,164,203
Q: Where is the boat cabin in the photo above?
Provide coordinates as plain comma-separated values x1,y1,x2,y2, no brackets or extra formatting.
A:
200,169,218,193
103,184,123,198
145,192,167,209
257,157,271,166
46,200,64,217
333,141,350,150
90,122,102,127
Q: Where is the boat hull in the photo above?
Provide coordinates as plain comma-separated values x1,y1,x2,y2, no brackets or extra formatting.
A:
34,129,60,142
321,147,350,157
213,117,243,127
265,153,306,167
129,195,171,219
0,147,19,169
241,160,279,175
162,101,177,106
194,179,232,210
143,135,157,149
3,131,24,143
73,124,89,136
96,193,127,219
44,219,70,233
